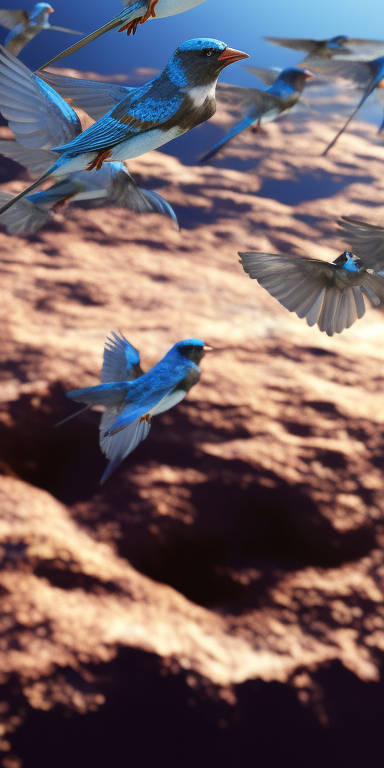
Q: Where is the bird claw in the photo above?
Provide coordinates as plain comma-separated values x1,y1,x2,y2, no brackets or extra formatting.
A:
86,149,112,171
118,0,159,35
140,414,152,423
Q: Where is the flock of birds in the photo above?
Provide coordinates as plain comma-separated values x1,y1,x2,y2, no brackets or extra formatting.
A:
3,1,384,482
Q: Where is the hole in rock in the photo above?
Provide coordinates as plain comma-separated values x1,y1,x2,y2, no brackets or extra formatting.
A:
0,391,377,610
9,650,384,768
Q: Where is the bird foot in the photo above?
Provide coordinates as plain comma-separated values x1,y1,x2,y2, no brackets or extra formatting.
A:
86,149,112,171
118,0,159,35
140,414,152,423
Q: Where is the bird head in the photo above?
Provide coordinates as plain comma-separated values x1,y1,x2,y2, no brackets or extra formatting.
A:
31,3,54,22
167,39,249,87
329,35,349,48
174,339,213,365
278,67,314,92
334,251,364,271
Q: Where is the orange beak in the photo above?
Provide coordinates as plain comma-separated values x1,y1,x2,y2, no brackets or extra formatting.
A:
302,69,314,80
218,47,249,66
48,6,54,13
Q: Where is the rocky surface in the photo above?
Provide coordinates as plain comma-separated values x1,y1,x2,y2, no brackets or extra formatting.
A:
0,79,384,767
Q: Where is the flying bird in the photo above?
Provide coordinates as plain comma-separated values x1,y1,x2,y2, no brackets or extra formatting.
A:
65,333,212,483
264,35,384,65
239,249,384,336
200,66,313,162
0,140,178,235
0,3,81,56
305,55,384,154
39,0,207,70
0,39,249,215
338,216,384,269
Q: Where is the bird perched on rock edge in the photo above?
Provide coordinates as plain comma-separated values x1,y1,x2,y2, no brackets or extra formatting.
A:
65,334,212,483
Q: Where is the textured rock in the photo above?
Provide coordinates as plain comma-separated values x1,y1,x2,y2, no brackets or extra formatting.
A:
0,81,384,766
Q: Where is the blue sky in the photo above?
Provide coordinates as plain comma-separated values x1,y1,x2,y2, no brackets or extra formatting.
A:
4,0,384,82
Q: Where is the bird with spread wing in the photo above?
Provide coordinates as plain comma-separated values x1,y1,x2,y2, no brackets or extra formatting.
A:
201,65,313,162
0,3,81,56
0,39,248,215
239,244,384,336
64,334,212,483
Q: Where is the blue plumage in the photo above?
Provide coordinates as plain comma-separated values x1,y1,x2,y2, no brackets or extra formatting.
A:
0,39,248,214
201,66,311,162
65,334,211,483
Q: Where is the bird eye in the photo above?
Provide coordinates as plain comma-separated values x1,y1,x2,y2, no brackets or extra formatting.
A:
206,51,213,57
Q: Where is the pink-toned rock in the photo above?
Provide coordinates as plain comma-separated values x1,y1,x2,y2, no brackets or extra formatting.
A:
0,81,383,767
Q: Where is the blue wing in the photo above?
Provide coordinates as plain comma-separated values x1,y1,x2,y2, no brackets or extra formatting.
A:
52,86,183,155
201,115,258,162
39,1,150,69
100,332,143,384
39,71,133,122
0,45,81,149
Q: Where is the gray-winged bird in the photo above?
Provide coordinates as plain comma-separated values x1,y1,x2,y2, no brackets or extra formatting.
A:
305,55,384,154
239,248,384,336
338,216,384,269
0,140,178,235
264,35,384,65
0,3,81,56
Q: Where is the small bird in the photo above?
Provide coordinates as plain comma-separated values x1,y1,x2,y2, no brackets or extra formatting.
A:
239,249,384,336
65,333,212,483
0,39,249,215
338,216,384,269
39,0,207,70
306,55,384,154
0,3,81,56
0,140,178,235
264,35,384,65
200,66,313,162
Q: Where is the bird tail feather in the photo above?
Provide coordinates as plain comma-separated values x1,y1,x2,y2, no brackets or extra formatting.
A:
38,1,147,69
200,115,256,163
322,77,377,156
0,163,60,215
66,382,128,408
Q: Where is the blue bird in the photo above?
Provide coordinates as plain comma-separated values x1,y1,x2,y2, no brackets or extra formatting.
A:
338,216,384,270
39,0,207,70
0,39,248,215
65,333,212,483
200,66,313,163
0,3,81,56
305,55,384,154
264,35,384,65
239,246,384,336
0,140,178,235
